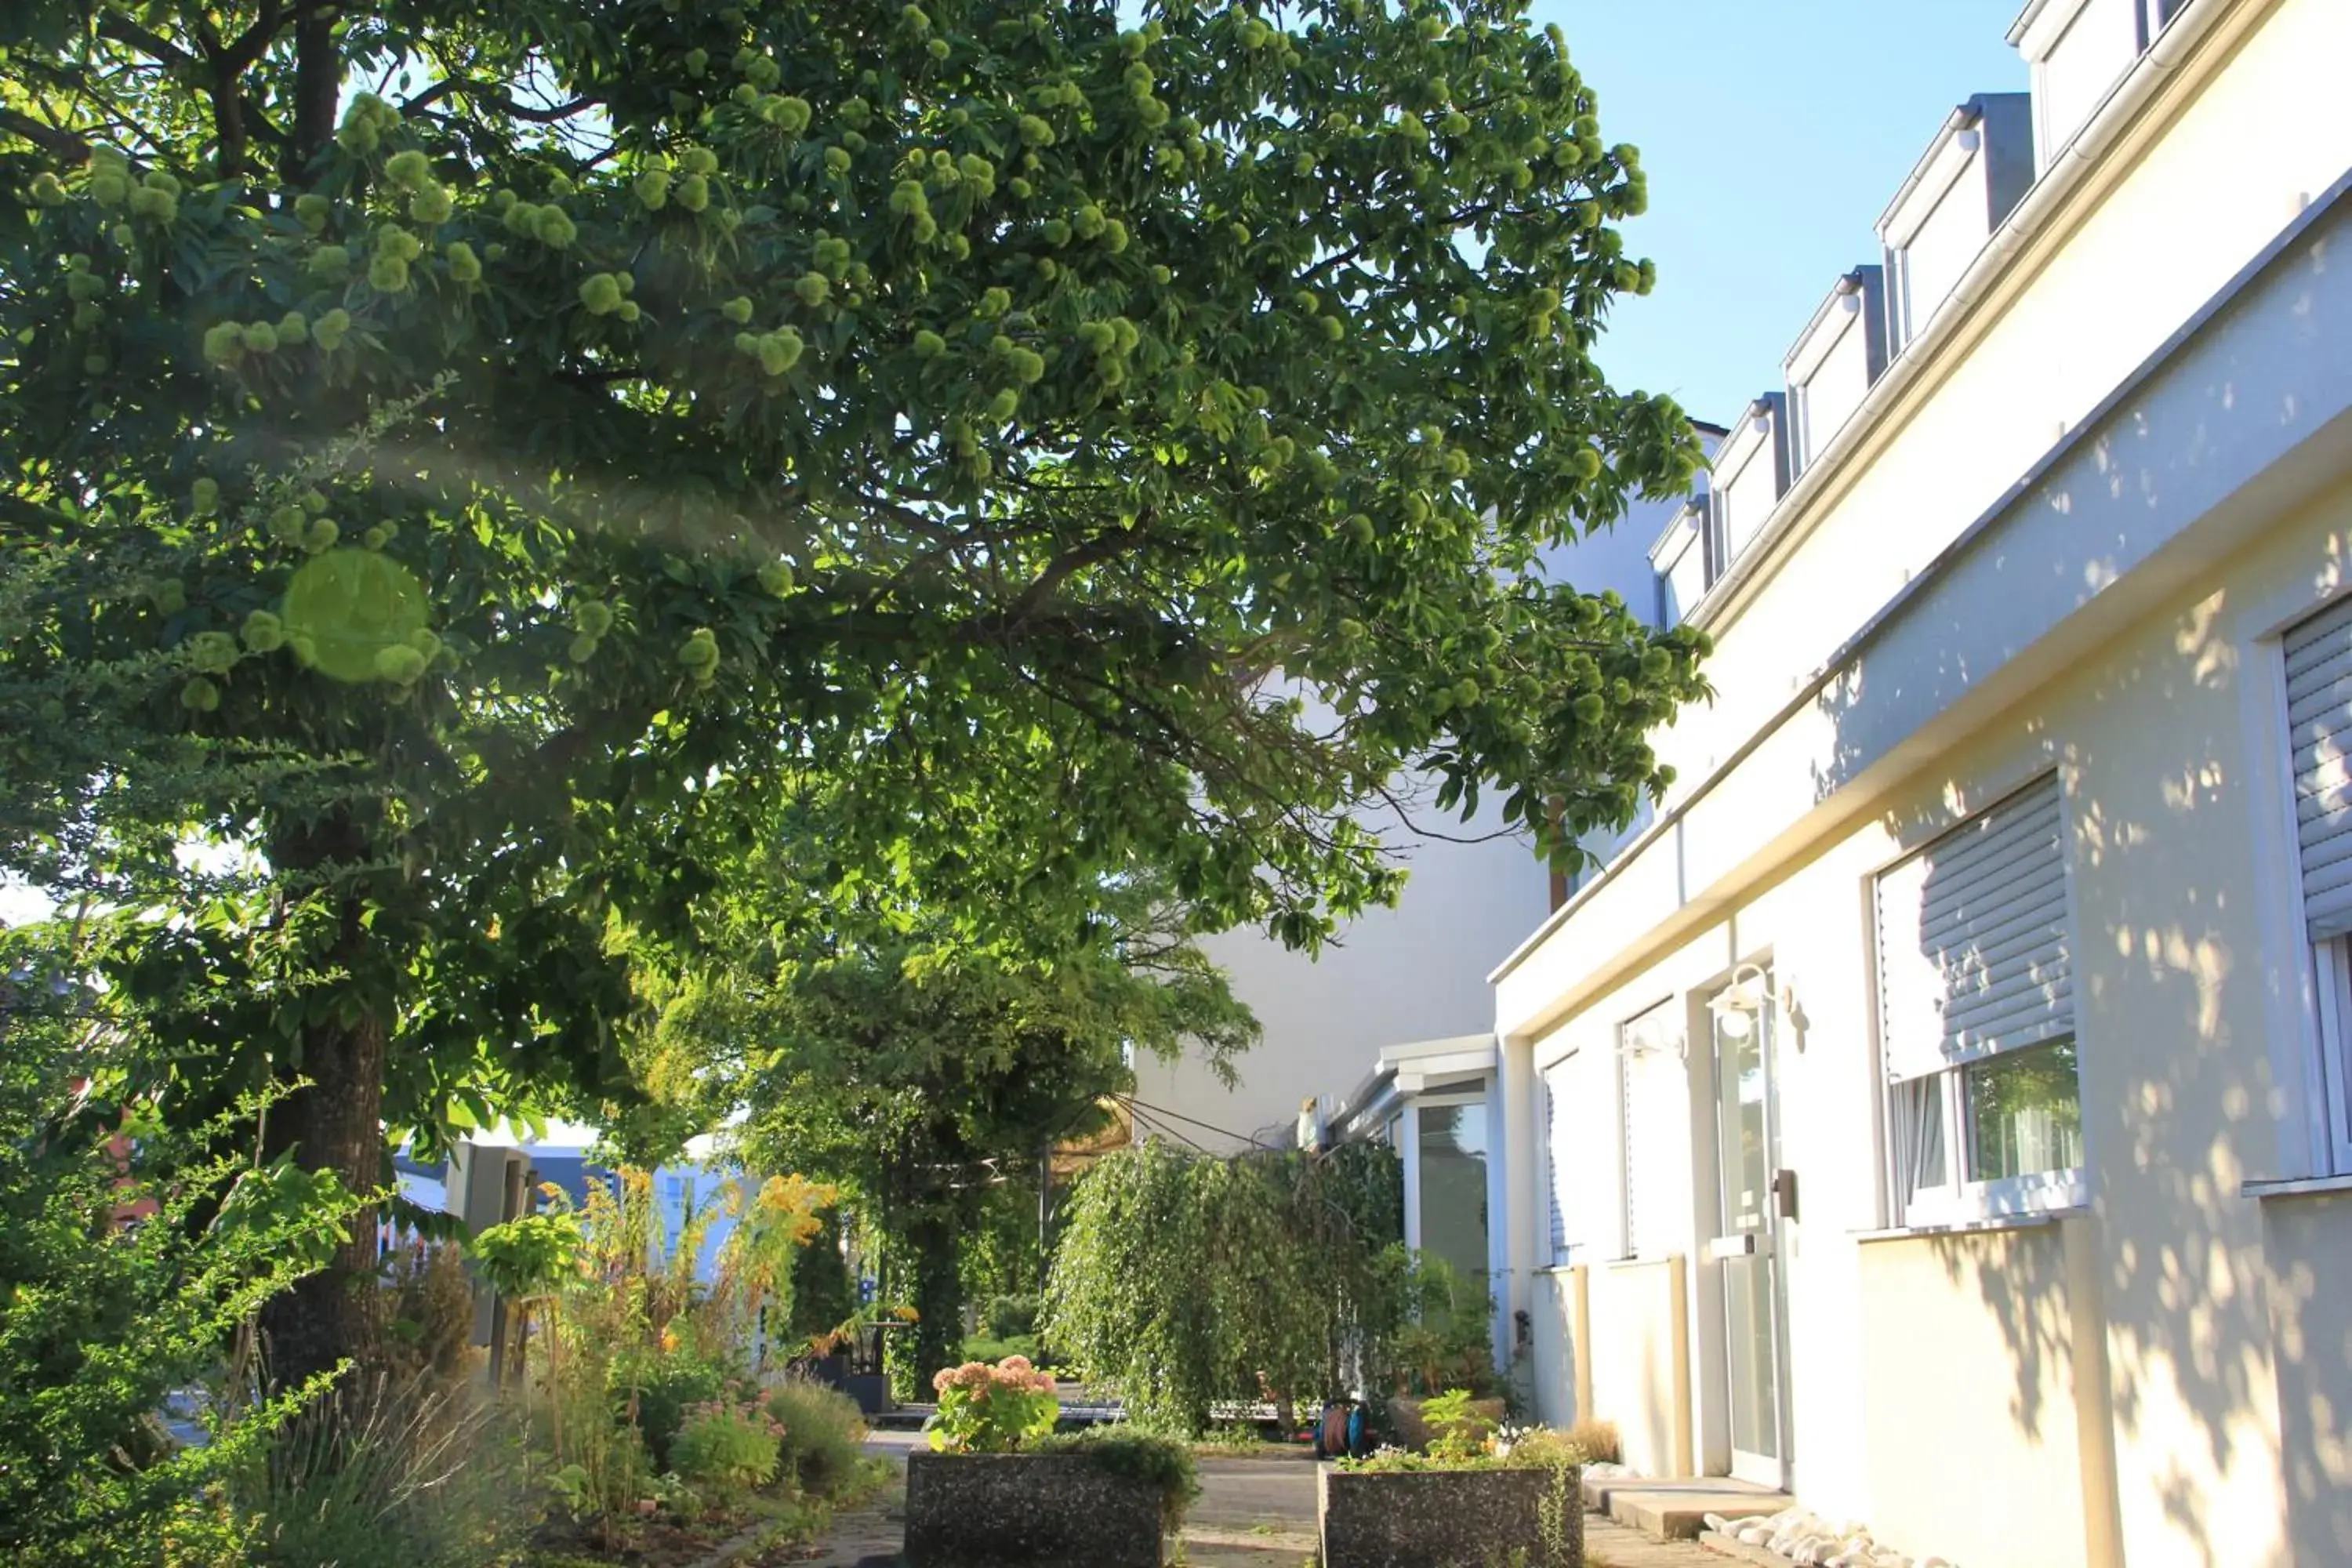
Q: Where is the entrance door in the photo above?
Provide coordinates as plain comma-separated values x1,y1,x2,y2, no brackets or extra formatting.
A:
1711,977,1791,1488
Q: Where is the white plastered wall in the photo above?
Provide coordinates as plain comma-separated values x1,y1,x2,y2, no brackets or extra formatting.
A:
1495,0,2352,1555
1513,383,2352,1568
1656,0,2352,796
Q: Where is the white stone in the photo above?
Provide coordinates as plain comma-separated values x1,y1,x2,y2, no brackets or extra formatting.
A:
1704,1513,1730,1532
1737,1520,1774,1545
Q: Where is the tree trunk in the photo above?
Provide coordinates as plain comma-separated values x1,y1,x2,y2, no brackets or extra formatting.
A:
285,4,340,182
259,804,389,1391
259,999,387,1388
905,1207,964,1393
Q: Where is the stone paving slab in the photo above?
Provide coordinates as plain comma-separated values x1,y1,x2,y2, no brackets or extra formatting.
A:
1595,1478,1788,1541
1586,1514,1746,1566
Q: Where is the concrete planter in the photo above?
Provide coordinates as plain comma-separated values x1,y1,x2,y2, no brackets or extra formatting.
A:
903,1451,1166,1567
1317,1462,1583,1568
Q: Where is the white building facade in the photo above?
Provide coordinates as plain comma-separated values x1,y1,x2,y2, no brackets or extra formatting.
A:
1483,2,2352,1565
1128,455,1718,1160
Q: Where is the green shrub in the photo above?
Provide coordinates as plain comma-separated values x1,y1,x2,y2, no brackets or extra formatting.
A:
0,977,358,1567
960,1332,1044,1367
1421,1388,1495,1463
670,1395,784,1502
787,1212,858,1345
612,1346,731,1470
242,1369,535,1568
1388,1251,1503,1397
1027,1427,1200,1531
763,1377,868,1494
981,1293,1040,1338
382,1243,477,1386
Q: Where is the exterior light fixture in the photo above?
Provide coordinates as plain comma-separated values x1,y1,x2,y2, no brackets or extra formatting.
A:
1708,963,1781,1041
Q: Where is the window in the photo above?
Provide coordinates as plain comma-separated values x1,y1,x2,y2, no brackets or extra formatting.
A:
1893,175,1991,347
1543,1070,1575,1267
1711,402,1787,568
1651,503,1709,626
1416,1102,1489,1294
1875,775,2085,1225
2283,598,2352,1174
1784,268,1886,478
1615,1000,1682,1258
2021,0,2145,171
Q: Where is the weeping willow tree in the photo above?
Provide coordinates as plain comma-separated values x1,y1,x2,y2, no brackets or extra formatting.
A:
1044,1138,1403,1433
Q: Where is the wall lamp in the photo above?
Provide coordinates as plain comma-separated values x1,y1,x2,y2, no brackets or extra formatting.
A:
1707,963,1796,1042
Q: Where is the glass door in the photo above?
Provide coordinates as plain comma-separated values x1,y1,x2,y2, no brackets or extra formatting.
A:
1712,979,1791,1488
1415,1102,1490,1307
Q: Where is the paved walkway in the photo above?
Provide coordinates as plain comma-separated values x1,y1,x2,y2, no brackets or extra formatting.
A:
799,1433,1731,1567
1178,1452,1319,1564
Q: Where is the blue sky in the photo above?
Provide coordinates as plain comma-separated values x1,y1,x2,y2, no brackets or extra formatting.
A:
1532,0,2028,426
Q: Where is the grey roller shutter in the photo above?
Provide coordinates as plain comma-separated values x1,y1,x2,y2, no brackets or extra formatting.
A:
1875,775,2073,1077
2286,598,2352,940
1542,1068,1571,1265
1619,1058,1638,1258
1543,1081,1562,1260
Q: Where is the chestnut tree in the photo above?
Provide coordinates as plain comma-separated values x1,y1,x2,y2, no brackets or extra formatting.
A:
0,0,1708,1383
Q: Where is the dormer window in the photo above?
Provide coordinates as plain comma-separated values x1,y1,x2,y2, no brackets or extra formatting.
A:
1877,95,2035,352
1784,267,1888,477
1710,395,1790,572
1650,499,1710,627
2009,0,2154,170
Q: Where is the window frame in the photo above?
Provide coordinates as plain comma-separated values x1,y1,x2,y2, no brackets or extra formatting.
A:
1875,774,2090,1229
2304,935,2352,1176
1541,1066,1581,1271
1613,996,1680,1260
1892,1038,2089,1227
2270,594,2352,1179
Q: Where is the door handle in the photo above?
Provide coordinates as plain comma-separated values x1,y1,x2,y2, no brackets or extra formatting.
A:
1773,1168,1798,1221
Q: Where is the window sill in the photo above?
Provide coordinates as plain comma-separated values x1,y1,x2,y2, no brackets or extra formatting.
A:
2241,1173,2352,1201
1851,1206,2086,1244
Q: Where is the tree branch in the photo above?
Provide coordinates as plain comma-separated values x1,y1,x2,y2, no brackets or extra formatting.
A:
999,508,1155,630
287,2,339,179
0,107,92,164
95,16,199,71
397,79,601,125
219,1,289,76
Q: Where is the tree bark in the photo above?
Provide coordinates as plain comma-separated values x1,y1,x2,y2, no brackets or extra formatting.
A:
258,804,388,1391
905,1205,965,1393
285,2,340,181
258,996,386,1388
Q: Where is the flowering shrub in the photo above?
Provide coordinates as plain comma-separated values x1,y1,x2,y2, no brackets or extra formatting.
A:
927,1356,1059,1454
670,1393,785,1501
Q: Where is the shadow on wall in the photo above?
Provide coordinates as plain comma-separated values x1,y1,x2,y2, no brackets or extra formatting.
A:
1797,388,2352,1560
